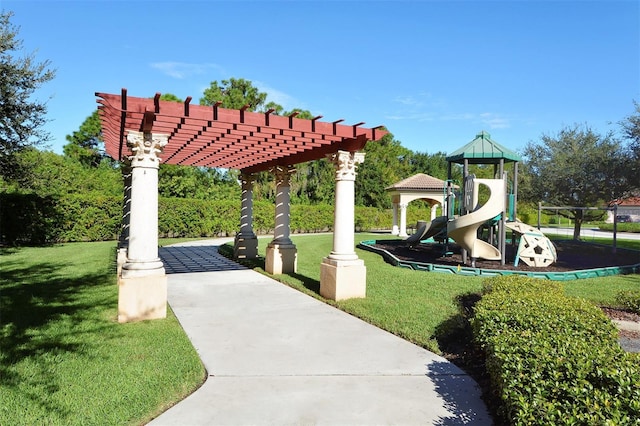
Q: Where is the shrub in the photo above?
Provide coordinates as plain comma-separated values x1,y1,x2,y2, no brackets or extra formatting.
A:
0,192,63,245
472,276,640,425
616,290,640,314
58,194,122,241
599,222,640,233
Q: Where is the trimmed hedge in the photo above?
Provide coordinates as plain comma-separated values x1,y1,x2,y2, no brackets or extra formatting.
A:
3,192,432,244
472,276,640,425
599,222,640,233
0,192,63,245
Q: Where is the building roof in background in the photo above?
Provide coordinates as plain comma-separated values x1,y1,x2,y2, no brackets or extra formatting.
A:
609,196,640,206
386,173,449,191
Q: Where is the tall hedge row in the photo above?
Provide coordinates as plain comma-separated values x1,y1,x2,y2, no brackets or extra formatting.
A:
1,192,433,245
472,276,640,425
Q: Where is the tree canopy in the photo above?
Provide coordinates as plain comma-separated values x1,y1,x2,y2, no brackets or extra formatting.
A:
619,101,640,195
200,77,268,111
521,124,629,239
63,110,104,167
0,11,55,179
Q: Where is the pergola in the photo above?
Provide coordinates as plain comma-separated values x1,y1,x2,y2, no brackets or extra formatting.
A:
97,90,387,322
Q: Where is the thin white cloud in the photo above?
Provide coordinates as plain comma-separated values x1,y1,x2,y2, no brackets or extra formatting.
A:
386,112,436,121
254,81,302,111
394,96,423,107
441,113,476,121
387,108,511,129
479,112,511,129
150,62,224,79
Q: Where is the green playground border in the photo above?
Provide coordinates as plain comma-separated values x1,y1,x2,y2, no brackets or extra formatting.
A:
358,240,640,281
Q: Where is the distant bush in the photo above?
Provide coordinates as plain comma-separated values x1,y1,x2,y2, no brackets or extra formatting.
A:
599,222,640,233
616,290,640,314
472,275,640,425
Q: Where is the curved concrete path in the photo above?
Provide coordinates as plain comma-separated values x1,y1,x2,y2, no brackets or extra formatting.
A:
149,240,492,425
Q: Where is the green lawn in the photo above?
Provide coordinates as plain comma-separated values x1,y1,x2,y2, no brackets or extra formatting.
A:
2,234,638,424
0,242,205,426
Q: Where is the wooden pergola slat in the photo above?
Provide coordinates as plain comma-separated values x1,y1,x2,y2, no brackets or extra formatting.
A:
97,90,387,172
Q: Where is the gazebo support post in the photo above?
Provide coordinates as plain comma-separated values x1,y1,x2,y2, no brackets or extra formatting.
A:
118,131,168,323
234,173,258,259
391,201,399,235
320,151,366,301
266,166,297,274
398,203,408,237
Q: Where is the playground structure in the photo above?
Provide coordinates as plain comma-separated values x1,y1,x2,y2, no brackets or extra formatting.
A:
405,131,557,268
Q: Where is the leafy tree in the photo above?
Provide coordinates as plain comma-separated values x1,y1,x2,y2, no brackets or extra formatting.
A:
0,11,56,179
407,151,449,180
293,158,335,204
200,78,268,111
521,124,628,239
159,164,239,200
619,101,640,195
63,110,104,167
355,133,413,208
158,93,181,103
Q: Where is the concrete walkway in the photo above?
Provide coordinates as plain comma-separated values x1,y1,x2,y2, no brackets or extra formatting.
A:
149,240,492,425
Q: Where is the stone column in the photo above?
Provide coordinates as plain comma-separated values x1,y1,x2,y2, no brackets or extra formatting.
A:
265,166,297,274
320,150,366,301
399,202,408,237
391,202,399,235
234,173,258,259
118,130,168,323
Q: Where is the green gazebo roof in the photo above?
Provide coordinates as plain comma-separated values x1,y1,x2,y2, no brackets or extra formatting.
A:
446,130,522,164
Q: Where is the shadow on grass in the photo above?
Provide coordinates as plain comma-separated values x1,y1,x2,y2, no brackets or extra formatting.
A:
0,257,116,419
286,272,321,294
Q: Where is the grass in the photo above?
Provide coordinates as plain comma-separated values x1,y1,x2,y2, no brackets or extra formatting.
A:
1,233,638,424
0,242,205,426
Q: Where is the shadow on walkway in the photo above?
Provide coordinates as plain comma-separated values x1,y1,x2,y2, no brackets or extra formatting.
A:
159,246,246,274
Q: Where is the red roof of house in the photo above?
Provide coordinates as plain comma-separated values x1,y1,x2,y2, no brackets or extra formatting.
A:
609,196,640,206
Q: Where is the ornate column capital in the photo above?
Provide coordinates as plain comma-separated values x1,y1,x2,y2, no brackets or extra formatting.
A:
127,131,168,169
328,150,365,181
271,165,295,186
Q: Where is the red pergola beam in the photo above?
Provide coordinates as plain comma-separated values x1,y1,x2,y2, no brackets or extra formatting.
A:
96,91,387,173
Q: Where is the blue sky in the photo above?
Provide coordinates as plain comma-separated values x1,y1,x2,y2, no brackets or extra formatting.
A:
5,0,639,157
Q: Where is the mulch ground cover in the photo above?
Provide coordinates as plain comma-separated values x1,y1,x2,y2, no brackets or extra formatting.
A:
370,239,640,272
